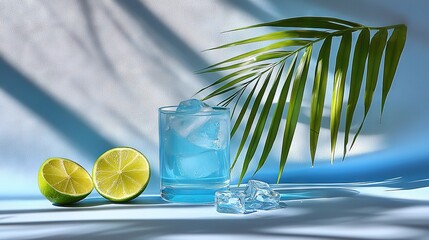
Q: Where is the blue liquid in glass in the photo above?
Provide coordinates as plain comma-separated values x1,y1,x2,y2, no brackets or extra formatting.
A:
159,106,230,203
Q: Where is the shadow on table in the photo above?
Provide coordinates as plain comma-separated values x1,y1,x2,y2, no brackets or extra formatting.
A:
1,192,428,240
0,195,202,215
58,195,169,208
0,186,357,215
277,187,359,201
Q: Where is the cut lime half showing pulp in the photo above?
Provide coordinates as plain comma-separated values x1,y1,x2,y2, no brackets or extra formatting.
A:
92,147,150,202
38,158,93,205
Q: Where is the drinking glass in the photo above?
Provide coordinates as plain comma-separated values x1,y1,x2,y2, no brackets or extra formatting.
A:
159,106,230,203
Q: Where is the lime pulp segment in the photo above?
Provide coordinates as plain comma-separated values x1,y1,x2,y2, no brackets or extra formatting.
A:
42,158,93,195
38,158,93,204
93,147,150,202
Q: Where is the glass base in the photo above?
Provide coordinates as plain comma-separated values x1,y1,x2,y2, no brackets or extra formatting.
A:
161,182,229,204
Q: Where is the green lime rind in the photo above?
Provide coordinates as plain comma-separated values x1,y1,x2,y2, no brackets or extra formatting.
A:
38,158,93,205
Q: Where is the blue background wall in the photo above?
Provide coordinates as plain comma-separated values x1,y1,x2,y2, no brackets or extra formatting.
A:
1,0,428,197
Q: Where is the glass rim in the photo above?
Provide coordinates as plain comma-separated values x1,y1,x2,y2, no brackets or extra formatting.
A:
159,105,230,115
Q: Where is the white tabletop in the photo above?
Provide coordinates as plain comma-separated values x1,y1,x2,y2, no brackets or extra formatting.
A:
1,185,428,240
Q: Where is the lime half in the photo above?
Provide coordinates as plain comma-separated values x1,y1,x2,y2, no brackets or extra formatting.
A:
92,147,150,202
38,158,93,205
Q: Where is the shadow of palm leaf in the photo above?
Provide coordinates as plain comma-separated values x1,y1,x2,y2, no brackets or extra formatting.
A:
2,193,428,240
0,58,115,159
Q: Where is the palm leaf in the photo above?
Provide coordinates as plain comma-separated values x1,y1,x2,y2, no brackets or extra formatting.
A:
365,29,388,115
350,29,388,149
202,73,258,100
231,70,273,171
199,62,270,74
238,61,286,183
343,29,370,158
310,36,332,164
278,46,312,183
382,26,407,116
218,87,246,107
207,30,329,50
231,76,261,137
231,87,247,117
204,40,309,70
195,64,268,96
198,50,291,74
197,17,407,184
227,17,362,32
330,32,352,163
255,55,298,174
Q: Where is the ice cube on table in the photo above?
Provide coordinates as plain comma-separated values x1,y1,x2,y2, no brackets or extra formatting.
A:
244,180,281,210
215,190,247,214
215,180,282,214
177,99,210,113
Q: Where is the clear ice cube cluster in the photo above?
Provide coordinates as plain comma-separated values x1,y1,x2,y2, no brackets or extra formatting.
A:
215,180,281,214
